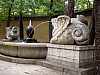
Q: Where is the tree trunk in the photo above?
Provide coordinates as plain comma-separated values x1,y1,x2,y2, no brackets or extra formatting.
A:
50,0,53,10
49,0,53,41
19,0,24,41
19,12,24,41
64,0,68,15
65,0,75,18
6,0,14,27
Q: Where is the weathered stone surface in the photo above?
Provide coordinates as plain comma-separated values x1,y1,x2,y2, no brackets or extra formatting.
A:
0,53,45,64
41,59,96,75
0,42,47,59
47,44,95,64
5,26,18,41
95,0,100,46
0,42,96,75
0,45,18,57
50,15,90,45
2,42,47,47
45,44,95,75
18,47,47,58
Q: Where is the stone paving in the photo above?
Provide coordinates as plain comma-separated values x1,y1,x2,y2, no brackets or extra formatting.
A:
0,60,63,75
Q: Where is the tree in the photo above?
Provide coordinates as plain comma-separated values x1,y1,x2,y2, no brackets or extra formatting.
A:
0,0,65,20
75,0,93,11
51,0,64,15
0,0,13,21
19,0,24,40
7,0,14,27
65,0,75,17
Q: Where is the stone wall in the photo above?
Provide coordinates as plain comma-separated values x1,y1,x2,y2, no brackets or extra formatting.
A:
0,22,6,40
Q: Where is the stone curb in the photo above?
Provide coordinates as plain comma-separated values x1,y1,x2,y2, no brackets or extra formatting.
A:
0,53,45,64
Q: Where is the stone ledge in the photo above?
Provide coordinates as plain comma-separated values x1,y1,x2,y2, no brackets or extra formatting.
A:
0,53,45,64
0,41,95,51
47,43,95,51
2,42,47,47
0,42,47,59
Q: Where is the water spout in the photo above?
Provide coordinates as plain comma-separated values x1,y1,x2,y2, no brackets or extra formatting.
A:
28,19,33,29
34,21,51,31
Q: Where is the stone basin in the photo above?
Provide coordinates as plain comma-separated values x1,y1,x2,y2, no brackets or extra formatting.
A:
0,41,96,75
0,42,47,59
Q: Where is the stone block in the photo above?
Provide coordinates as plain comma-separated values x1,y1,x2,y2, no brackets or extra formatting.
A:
79,51,94,60
63,67,96,75
46,44,95,75
61,59,79,70
0,45,18,57
18,47,47,58
62,57,74,63
47,55,79,70
73,51,80,60
47,55,62,64
47,48,53,55
61,50,74,59
52,48,60,56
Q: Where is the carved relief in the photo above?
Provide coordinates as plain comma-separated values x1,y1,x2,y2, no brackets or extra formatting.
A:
50,15,89,45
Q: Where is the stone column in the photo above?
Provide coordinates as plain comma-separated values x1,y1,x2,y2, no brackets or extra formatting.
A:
94,0,100,74
95,0,100,45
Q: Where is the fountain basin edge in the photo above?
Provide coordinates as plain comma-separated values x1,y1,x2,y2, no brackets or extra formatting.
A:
0,41,96,75
0,42,47,59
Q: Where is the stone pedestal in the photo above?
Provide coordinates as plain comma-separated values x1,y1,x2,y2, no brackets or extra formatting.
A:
43,44,96,75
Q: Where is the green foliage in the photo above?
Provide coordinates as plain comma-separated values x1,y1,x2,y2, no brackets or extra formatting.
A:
75,0,94,11
51,1,64,15
0,0,12,20
0,0,94,21
0,0,64,21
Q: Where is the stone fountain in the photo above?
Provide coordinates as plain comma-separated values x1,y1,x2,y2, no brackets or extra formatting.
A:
0,15,96,75
0,20,47,61
26,20,34,42
25,20,37,43
44,15,96,75
5,26,18,41
50,15,89,45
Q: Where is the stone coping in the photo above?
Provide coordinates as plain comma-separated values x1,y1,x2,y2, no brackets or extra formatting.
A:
0,41,95,50
0,53,45,64
47,43,95,51
0,42,47,47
